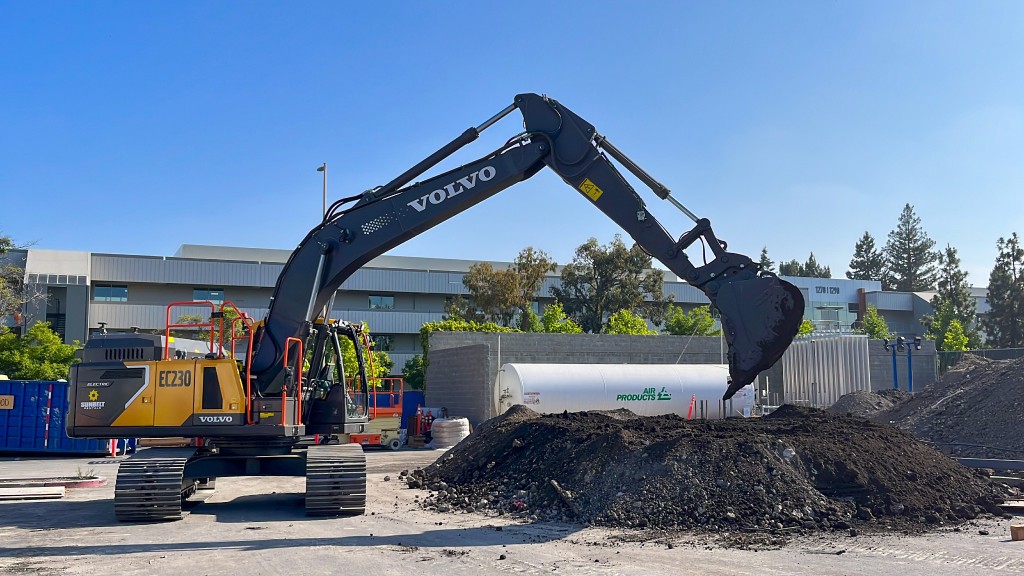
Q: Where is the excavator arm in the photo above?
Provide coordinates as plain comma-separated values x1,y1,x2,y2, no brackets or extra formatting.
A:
250,93,804,401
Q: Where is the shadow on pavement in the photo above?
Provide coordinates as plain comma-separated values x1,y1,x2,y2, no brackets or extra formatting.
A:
0,498,122,529
0,522,583,558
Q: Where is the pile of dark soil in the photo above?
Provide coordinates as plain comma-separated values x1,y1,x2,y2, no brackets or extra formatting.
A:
828,389,912,419
407,405,1015,534
884,355,1024,458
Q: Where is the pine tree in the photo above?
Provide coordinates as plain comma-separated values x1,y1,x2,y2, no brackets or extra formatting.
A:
758,247,775,274
982,233,1024,348
779,254,830,278
923,245,980,349
778,259,803,277
803,252,831,278
846,231,886,281
883,204,939,291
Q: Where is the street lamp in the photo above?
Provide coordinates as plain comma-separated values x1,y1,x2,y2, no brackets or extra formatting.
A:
316,163,327,217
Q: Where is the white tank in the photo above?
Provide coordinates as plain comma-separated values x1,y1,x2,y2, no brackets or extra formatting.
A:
494,363,755,419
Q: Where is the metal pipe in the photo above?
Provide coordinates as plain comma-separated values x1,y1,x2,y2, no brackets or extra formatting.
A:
476,103,517,133
305,253,327,322
594,134,672,199
891,346,899,390
907,347,914,393
666,195,700,224
372,127,480,200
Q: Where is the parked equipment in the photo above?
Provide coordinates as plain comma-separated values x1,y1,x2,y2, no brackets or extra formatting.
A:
67,93,804,521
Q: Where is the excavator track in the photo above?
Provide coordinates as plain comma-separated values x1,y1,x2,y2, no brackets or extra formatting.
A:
114,447,197,522
305,443,366,516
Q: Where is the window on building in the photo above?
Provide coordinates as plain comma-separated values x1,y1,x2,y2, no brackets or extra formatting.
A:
819,308,840,322
369,295,394,310
848,303,859,314
194,288,225,304
93,284,128,302
372,334,394,352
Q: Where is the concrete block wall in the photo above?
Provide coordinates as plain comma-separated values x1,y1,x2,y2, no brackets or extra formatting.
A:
422,344,491,425
424,332,728,426
866,338,937,393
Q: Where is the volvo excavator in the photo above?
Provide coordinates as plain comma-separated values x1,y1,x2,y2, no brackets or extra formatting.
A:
67,93,805,521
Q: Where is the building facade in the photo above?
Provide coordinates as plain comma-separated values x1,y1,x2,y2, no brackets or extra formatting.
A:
1,244,960,374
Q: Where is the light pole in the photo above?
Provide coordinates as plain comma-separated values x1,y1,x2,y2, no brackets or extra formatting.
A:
883,336,904,390
883,336,923,392
316,163,327,217
906,336,922,392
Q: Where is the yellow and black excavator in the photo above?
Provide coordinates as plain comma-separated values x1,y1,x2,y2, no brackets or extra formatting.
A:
67,93,805,521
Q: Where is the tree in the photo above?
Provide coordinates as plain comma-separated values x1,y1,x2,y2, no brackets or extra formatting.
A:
758,247,775,274
402,355,426,390
511,247,557,314
982,233,1024,348
517,307,541,332
604,309,656,335
551,235,670,333
922,245,980,349
778,259,803,277
846,231,886,281
442,294,482,322
942,319,969,352
461,246,556,327
802,252,831,278
0,234,42,325
883,203,939,291
855,304,890,340
778,253,830,278
539,301,582,334
338,324,392,384
662,305,720,336
462,262,519,326
797,319,815,336
0,321,80,380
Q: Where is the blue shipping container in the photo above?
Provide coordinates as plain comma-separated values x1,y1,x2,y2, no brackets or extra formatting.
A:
0,380,111,454
401,390,425,430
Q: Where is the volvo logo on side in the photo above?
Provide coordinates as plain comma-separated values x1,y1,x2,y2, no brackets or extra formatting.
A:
407,166,497,212
198,415,235,424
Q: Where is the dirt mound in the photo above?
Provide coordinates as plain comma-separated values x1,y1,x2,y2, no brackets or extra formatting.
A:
828,389,912,419
407,405,1014,535
884,355,1024,458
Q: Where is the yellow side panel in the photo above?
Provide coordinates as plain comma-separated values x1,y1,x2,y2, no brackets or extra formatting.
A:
192,359,246,416
152,360,198,426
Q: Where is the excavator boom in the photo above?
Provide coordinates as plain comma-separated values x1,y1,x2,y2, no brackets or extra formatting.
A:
250,93,804,400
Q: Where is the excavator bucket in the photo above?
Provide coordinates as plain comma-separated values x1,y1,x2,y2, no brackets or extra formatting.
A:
709,275,805,400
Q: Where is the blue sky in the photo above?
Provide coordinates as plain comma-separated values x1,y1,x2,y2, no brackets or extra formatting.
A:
2,1,1022,285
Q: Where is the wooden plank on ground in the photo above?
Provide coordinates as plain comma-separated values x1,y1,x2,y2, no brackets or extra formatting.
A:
0,486,65,500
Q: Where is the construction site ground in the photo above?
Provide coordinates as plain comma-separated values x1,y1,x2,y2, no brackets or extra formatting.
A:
1,449,1022,576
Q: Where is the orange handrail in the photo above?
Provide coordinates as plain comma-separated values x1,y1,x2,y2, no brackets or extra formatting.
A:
245,328,255,424
163,301,217,359
283,337,303,426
